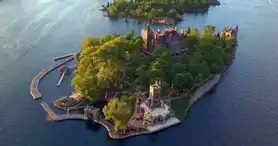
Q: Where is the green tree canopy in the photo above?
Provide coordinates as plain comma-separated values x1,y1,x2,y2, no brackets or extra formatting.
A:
105,0,219,21
73,25,237,101
102,94,135,131
72,31,142,100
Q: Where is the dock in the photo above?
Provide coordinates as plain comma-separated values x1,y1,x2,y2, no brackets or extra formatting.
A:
54,52,79,61
30,56,74,100
57,71,66,87
41,101,88,121
54,53,75,61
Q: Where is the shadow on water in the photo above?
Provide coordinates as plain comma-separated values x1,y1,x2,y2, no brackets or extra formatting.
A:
147,131,159,142
208,83,219,95
193,11,208,16
86,120,101,132
107,135,126,146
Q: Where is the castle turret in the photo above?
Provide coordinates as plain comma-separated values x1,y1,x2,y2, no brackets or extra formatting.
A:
149,81,161,104
141,24,153,51
232,24,239,37
220,25,238,39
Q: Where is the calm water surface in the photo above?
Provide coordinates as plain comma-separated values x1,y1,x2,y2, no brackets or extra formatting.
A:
1,0,278,145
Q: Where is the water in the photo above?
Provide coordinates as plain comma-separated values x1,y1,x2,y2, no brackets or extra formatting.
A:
1,0,278,145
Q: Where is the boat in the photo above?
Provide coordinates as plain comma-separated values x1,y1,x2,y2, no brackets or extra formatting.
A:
152,19,169,25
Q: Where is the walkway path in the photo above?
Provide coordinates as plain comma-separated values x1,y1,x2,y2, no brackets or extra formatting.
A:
30,55,75,99
41,101,88,121
54,52,78,61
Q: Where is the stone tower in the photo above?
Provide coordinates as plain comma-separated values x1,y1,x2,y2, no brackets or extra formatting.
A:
149,81,161,100
149,81,161,109
141,24,153,51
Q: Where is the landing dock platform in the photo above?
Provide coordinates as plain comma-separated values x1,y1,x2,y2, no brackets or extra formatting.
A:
41,101,88,121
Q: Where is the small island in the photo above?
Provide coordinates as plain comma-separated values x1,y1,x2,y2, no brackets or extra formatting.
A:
31,24,238,139
101,0,220,23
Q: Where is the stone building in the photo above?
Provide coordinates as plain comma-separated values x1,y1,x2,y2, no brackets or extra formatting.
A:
141,24,189,55
139,81,175,126
84,106,101,121
220,24,239,38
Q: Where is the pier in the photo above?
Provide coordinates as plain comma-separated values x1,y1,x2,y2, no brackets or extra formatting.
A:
54,53,77,61
57,71,66,87
41,101,88,121
30,56,74,100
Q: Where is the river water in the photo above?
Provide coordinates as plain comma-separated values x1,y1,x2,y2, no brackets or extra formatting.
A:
1,0,278,145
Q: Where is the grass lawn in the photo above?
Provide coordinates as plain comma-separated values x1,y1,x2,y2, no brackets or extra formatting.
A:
171,98,189,121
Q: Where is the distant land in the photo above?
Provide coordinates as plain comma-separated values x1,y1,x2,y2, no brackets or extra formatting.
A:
101,0,220,23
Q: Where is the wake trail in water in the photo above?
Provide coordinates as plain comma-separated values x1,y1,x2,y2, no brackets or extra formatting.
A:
40,0,81,37
1,16,20,33
0,0,82,74
20,7,51,34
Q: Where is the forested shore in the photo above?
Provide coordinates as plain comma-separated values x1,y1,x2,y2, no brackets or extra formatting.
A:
71,25,237,131
102,0,220,22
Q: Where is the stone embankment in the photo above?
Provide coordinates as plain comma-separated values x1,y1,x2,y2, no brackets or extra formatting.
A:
189,74,221,105
30,55,75,100
41,101,88,121
96,119,150,139
179,74,221,121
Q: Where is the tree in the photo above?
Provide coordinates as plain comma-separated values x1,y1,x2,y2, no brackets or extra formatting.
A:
102,97,133,131
103,98,118,120
81,37,100,51
135,65,151,87
196,73,204,82
187,27,200,50
171,62,186,74
172,72,194,91
172,73,187,91
201,24,216,39
101,34,119,44
124,29,135,40
149,8,157,19
158,8,164,17
169,9,178,18
96,65,115,88
210,63,220,74
72,31,143,100
71,74,100,100
108,5,118,16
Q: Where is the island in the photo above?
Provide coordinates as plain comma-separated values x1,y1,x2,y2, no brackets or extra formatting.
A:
30,24,238,139
101,0,220,23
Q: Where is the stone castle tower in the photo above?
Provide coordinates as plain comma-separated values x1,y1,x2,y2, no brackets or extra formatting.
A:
141,24,153,51
221,25,239,38
149,81,161,100
148,81,162,109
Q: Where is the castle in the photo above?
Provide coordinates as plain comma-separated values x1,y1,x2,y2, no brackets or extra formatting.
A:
220,25,239,38
135,81,175,127
141,24,188,55
141,24,239,55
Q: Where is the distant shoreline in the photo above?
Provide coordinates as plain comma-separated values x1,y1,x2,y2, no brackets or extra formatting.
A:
102,0,220,23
